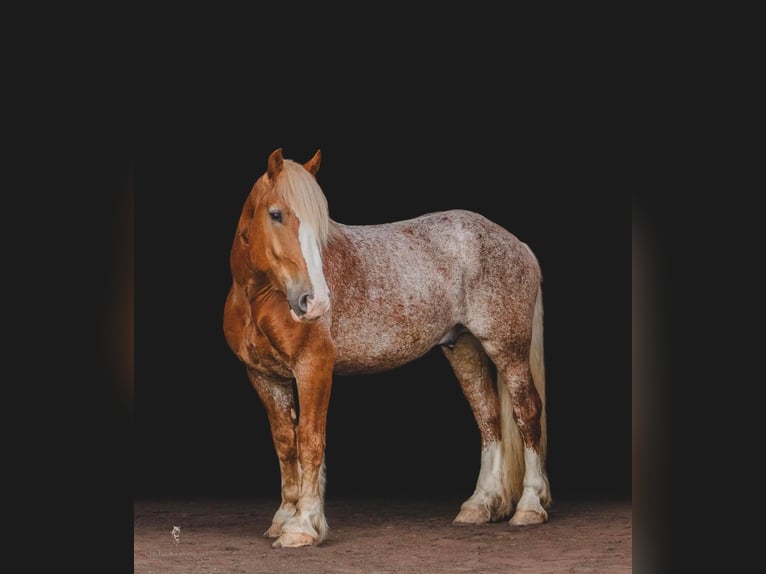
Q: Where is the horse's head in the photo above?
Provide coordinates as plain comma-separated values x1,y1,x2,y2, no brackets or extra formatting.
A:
232,148,334,322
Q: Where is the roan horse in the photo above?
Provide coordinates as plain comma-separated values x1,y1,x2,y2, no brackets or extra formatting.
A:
223,148,551,548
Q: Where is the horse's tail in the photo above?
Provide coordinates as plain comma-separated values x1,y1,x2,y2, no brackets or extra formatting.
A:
499,283,548,509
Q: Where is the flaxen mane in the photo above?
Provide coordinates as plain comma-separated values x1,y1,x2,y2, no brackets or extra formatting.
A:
272,159,339,248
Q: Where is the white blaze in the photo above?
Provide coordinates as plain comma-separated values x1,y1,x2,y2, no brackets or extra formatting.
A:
298,220,330,319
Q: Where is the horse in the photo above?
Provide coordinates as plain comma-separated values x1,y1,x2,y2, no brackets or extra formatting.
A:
223,148,552,548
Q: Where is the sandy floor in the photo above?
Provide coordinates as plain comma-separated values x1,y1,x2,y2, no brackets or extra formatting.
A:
134,496,631,573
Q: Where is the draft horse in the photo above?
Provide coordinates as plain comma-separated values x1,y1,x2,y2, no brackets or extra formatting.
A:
223,148,552,548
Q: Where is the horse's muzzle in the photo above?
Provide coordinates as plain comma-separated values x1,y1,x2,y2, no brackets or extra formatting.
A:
288,290,330,322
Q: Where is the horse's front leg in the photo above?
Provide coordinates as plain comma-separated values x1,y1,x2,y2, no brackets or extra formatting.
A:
273,350,334,548
246,367,300,539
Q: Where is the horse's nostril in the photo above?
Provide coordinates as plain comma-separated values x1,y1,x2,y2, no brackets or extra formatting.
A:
298,292,312,314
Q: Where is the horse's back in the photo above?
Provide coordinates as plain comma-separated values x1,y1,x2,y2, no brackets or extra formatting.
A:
331,209,539,294
323,210,541,374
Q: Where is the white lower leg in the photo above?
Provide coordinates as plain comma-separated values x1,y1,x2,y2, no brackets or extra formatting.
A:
265,461,301,538
264,502,297,537
454,442,510,523
274,460,328,547
510,446,550,525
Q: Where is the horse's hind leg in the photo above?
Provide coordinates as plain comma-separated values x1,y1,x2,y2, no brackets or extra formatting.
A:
246,367,301,538
491,349,552,526
442,332,511,524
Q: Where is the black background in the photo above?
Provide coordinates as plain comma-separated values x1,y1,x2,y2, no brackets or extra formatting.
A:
135,80,632,502
18,12,749,574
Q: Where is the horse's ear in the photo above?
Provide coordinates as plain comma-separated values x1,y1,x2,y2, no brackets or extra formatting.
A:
304,149,322,176
267,148,284,180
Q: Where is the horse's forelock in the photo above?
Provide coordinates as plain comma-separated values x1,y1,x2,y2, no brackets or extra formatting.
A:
274,160,336,248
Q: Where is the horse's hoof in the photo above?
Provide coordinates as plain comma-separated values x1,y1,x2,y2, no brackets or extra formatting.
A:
453,505,491,525
272,531,315,548
509,507,548,526
263,524,282,538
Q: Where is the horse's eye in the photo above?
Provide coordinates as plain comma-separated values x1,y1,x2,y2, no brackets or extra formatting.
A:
269,210,283,223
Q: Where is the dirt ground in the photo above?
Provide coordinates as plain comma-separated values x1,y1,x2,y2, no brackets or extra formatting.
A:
134,496,631,573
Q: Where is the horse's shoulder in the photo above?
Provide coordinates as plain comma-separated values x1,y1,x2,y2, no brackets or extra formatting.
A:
223,283,252,361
